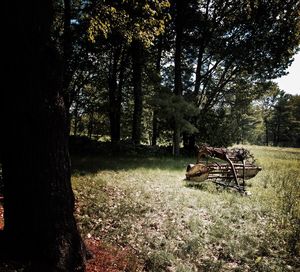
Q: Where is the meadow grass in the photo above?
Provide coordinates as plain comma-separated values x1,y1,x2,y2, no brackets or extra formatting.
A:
72,146,300,271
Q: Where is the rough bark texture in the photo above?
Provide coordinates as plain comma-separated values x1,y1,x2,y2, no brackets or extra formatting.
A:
131,40,144,145
1,1,85,270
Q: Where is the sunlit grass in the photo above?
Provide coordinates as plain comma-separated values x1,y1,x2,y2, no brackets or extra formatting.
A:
72,146,300,271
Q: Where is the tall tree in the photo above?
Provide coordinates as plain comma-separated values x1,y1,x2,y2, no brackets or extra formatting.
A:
87,0,170,144
178,0,300,147
1,1,85,270
257,82,281,146
108,45,127,144
131,39,144,145
173,0,185,155
269,92,300,146
151,37,163,146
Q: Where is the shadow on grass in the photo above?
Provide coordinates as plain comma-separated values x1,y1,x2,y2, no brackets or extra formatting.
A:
71,154,194,176
184,179,248,195
184,180,222,194
69,136,197,175
184,181,208,190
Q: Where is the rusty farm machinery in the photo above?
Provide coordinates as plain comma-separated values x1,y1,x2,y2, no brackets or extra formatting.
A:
185,145,262,193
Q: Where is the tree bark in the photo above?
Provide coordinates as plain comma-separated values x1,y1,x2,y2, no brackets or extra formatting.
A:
109,47,122,144
1,1,85,270
152,38,163,146
173,0,184,156
116,49,128,142
131,39,144,145
152,111,159,146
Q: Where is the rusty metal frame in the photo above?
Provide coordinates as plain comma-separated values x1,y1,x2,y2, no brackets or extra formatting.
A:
187,145,261,193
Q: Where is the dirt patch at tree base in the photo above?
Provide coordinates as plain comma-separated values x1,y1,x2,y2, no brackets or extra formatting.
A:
0,206,140,271
85,238,141,272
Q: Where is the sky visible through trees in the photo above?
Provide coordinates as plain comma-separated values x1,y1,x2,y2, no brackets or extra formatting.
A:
274,52,300,95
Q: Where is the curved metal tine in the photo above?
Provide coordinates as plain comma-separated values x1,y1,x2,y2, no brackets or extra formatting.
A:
225,153,240,188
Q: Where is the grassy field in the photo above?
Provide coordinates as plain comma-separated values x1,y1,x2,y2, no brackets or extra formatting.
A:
72,146,300,272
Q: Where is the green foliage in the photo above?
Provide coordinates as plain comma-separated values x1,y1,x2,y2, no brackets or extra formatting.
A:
168,0,300,149
87,0,170,47
66,0,300,149
248,88,300,147
154,87,199,134
269,93,300,146
206,0,299,79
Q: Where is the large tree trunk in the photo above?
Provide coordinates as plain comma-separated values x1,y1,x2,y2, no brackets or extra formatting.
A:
131,39,144,145
1,1,85,270
109,46,127,145
108,47,121,144
173,0,184,156
151,38,163,146
117,49,128,139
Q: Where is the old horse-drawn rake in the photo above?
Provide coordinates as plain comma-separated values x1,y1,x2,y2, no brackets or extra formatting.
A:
185,145,262,193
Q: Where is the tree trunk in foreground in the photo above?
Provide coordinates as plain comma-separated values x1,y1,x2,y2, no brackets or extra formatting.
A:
1,1,85,271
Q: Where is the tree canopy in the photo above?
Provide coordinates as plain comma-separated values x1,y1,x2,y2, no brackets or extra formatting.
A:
64,0,300,150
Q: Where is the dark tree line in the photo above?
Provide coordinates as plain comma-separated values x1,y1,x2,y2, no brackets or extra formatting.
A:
66,0,300,152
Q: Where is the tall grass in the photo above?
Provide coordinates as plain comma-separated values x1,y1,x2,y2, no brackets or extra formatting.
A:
249,146,300,257
72,146,300,271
